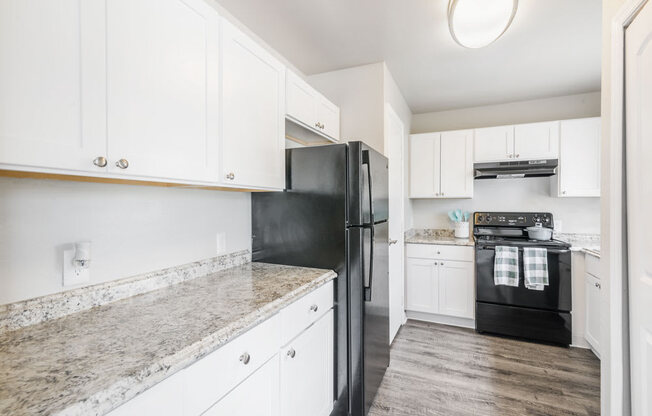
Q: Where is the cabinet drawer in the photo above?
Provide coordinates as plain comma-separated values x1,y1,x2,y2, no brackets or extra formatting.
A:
280,280,334,345
585,253,600,279
184,314,280,416
406,244,474,262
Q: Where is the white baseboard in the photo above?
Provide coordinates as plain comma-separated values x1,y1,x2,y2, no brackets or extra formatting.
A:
406,310,475,329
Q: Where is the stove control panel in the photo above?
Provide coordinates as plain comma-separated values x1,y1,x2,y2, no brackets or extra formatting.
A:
474,212,553,228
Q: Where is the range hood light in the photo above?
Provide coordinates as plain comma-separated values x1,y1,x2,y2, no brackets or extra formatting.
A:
448,0,519,49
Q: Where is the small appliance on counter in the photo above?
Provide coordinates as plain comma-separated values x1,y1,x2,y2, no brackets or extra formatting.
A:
473,212,572,346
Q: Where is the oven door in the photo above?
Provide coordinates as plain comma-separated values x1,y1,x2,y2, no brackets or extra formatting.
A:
475,245,572,312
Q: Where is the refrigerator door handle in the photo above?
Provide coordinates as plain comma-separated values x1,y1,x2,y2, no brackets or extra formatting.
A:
362,150,374,225
364,225,374,302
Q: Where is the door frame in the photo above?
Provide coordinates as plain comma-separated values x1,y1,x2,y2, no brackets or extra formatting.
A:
384,103,407,342
609,1,649,414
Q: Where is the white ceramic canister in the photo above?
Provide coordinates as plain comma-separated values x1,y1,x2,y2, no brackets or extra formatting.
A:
454,221,470,239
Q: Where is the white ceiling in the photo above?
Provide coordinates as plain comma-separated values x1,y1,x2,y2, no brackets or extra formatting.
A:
216,0,602,114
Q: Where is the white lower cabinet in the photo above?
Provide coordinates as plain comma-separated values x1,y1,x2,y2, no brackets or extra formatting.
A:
203,357,279,416
585,266,601,356
405,244,475,323
107,282,334,416
280,309,334,416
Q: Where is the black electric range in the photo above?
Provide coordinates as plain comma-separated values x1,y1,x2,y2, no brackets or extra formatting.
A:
473,212,572,346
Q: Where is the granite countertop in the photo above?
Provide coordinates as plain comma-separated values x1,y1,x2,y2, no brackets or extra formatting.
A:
0,262,336,416
405,229,475,247
555,233,601,258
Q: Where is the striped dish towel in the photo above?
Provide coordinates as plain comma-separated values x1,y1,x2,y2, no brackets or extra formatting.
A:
494,246,519,287
523,247,549,291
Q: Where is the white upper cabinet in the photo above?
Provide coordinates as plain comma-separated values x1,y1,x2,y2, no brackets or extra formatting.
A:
220,19,286,190
554,117,601,197
285,70,340,141
0,0,106,173
409,133,439,198
440,130,473,198
106,0,220,182
474,126,514,162
513,121,560,160
409,131,473,199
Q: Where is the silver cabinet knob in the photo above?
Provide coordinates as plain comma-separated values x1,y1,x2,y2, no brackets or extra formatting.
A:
115,158,129,169
310,304,319,312
515,154,520,158
93,156,107,168
562,191,567,195
595,282,601,289
389,239,398,246
441,193,445,196
434,262,438,266
239,352,250,365
508,154,513,158
440,262,445,266
226,172,235,180
437,251,441,255
287,348,296,358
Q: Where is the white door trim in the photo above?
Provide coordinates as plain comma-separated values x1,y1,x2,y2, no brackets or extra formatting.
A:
609,1,649,414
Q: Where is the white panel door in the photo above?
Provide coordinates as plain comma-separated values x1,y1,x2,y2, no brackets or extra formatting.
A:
584,272,601,354
440,130,473,198
106,0,219,182
473,125,514,162
409,133,439,198
438,260,474,319
280,310,334,416
558,118,601,197
221,19,285,190
385,105,405,343
315,96,340,141
405,258,438,313
202,357,280,416
286,70,316,128
513,121,560,160
0,0,106,173
625,4,652,414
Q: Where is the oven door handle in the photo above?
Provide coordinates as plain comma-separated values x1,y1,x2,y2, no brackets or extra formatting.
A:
478,246,570,254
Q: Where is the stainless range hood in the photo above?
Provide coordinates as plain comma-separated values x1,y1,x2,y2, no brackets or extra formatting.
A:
474,159,558,179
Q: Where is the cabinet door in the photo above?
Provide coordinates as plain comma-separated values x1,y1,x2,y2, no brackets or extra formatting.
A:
438,260,474,319
585,273,601,354
316,96,340,141
280,309,334,416
221,19,285,190
108,370,185,416
203,357,280,416
558,118,601,197
474,126,514,162
405,258,438,313
0,0,106,173
440,130,473,198
409,133,440,198
513,121,560,160
106,0,219,182
286,70,316,128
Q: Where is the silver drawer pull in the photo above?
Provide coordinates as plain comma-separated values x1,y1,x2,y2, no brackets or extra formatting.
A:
310,304,319,312
93,156,107,167
239,352,250,365
287,348,296,358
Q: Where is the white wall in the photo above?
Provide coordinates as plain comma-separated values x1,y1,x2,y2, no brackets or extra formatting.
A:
409,92,602,234
411,92,601,133
411,177,600,234
308,63,385,154
0,178,251,304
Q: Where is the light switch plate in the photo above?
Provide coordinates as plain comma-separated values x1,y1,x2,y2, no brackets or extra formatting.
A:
63,248,90,287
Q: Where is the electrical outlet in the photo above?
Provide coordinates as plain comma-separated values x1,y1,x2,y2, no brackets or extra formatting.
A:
63,247,90,286
216,233,227,255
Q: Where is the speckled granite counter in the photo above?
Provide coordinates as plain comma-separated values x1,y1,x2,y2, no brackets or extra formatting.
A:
555,233,601,258
0,262,336,416
405,229,475,247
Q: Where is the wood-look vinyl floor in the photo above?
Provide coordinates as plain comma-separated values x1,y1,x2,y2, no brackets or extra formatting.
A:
369,320,600,416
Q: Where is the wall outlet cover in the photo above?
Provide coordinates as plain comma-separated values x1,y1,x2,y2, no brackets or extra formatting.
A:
63,248,90,287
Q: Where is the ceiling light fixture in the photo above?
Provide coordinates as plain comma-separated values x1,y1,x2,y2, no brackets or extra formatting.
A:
448,0,519,49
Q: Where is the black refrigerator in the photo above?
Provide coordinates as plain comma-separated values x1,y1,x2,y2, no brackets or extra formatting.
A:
252,141,390,416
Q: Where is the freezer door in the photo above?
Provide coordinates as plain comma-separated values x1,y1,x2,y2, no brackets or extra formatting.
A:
348,142,389,226
348,222,389,416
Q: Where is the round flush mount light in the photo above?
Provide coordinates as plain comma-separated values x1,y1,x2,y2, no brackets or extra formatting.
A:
448,0,518,49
